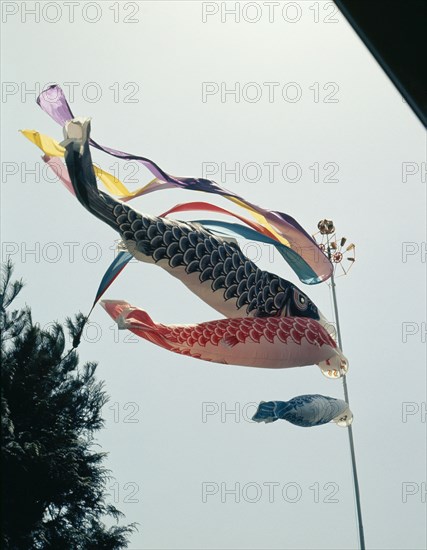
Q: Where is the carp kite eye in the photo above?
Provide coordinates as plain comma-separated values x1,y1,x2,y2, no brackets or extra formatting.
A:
293,289,308,311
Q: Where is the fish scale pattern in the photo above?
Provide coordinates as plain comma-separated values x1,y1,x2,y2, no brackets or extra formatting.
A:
113,202,292,317
161,317,335,349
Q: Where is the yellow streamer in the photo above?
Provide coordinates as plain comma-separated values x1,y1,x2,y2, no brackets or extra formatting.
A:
21,130,131,197
227,196,290,247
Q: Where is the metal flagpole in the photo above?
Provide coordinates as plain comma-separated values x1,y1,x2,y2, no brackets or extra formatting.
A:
325,228,366,550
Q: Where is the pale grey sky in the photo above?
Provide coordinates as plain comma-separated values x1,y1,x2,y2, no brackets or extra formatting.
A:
1,2,426,549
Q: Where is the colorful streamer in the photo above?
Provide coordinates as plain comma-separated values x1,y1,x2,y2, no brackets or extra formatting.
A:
93,251,133,306
34,84,333,285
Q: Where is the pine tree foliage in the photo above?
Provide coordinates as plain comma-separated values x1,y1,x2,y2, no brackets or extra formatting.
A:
0,261,137,549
